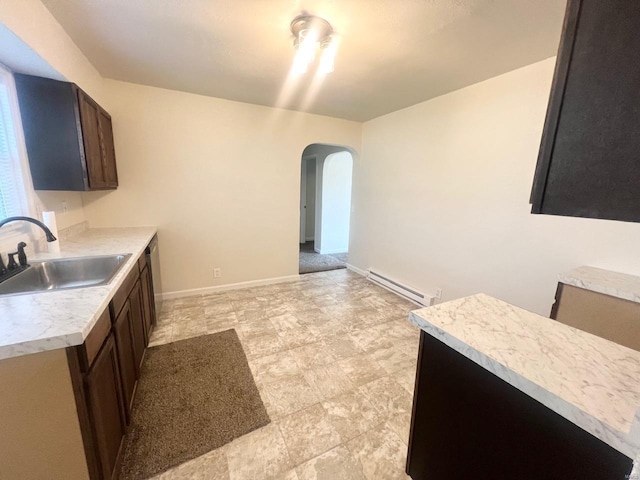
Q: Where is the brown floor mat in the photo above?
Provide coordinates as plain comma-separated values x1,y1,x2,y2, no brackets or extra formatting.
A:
119,329,269,479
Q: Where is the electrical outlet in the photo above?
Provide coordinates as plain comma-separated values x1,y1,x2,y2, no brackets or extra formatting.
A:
435,288,442,299
61,201,68,214
213,268,221,278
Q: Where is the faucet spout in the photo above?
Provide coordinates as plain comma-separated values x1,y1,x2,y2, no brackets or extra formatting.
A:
0,216,57,242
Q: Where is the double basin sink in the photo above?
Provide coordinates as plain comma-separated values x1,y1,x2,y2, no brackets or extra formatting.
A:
0,254,132,296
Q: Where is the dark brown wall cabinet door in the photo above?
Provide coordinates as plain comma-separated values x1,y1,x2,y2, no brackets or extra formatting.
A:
14,73,118,192
531,0,640,222
83,335,126,480
113,299,138,419
98,109,118,188
77,90,108,189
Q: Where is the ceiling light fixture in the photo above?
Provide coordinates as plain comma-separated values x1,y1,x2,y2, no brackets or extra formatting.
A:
290,15,336,75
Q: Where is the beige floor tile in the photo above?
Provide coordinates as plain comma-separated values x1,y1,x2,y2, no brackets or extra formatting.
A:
393,367,417,395
204,301,234,316
205,312,239,333
242,333,286,359
348,327,395,352
270,312,303,333
296,445,366,480
262,374,320,418
266,304,294,317
231,298,266,311
226,424,292,480
293,308,332,327
359,377,413,418
290,342,337,369
337,353,387,386
322,391,384,441
370,345,417,374
347,423,410,480
278,404,342,465
386,409,413,446
323,335,363,360
250,351,302,386
172,319,208,340
278,325,323,349
154,448,229,480
236,319,278,339
236,308,268,323
302,364,355,400
276,470,300,480
148,324,174,347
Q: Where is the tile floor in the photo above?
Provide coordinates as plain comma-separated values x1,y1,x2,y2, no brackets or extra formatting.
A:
148,268,421,480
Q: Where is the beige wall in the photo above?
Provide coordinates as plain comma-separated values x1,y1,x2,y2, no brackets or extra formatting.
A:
350,58,640,315
82,80,361,293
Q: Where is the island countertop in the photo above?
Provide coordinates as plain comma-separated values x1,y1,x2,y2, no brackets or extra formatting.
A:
409,294,640,460
559,266,640,303
0,227,157,361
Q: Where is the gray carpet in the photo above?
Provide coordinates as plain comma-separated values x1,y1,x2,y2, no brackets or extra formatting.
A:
299,241,347,274
119,329,270,480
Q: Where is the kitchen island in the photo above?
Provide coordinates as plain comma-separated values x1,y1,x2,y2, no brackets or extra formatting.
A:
406,294,640,479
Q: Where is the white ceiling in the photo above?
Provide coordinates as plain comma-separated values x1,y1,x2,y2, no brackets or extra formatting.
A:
40,0,566,122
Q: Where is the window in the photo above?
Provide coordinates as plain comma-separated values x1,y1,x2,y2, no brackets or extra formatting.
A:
0,63,33,224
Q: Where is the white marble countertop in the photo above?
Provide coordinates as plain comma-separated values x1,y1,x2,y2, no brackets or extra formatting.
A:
559,266,640,303
409,294,640,459
0,227,157,360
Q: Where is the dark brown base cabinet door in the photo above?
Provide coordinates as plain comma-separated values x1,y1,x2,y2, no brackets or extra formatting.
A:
84,335,126,480
129,279,147,370
113,300,138,420
140,266,154,343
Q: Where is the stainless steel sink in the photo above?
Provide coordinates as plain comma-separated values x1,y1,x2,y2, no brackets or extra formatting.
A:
0,254,132,296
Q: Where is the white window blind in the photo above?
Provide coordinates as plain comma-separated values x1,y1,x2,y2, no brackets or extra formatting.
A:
0,64,29,220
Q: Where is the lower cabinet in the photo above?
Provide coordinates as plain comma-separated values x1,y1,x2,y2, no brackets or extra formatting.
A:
67,245,157,480
129,279,147,372
83,335,127,480
113,299,138,419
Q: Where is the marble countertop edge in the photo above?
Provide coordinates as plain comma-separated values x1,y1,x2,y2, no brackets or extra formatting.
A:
559,266,640,304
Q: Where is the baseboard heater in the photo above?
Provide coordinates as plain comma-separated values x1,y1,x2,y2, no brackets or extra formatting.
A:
367,269,434,307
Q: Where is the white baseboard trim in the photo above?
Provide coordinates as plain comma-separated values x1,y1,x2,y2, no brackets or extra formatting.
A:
319,248,348,255
305,236,314,241
162,274,301,300
346,263,368,276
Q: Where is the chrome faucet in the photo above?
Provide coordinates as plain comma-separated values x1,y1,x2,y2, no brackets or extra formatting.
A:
0,216,57,279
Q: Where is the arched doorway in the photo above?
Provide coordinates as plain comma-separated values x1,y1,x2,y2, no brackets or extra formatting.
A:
299,143,354,274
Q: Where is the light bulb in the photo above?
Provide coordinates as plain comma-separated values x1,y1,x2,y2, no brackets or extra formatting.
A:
318,39,337,75
292,29,318,75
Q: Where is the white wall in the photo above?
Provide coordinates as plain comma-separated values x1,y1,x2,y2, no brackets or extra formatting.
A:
305,158,316,241
350,57,640,315
82,79,362,294
320,152,353,254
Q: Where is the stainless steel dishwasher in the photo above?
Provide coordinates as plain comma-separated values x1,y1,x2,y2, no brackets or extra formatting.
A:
146,235,163,320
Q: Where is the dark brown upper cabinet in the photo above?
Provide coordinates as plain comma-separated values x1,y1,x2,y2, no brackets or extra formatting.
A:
14,74,118,191
530,0,640,223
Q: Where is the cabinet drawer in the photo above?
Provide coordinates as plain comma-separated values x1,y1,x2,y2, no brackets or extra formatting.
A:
78,309,111,372
111,262,140,318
